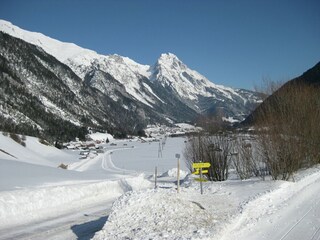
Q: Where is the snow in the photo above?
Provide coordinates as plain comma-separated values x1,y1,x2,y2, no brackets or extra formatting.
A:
154,52,243,102
0,20,163,108
0,131,320,239
94,167,320,240
88,132,114,142
222,116,239,123
0,19,99,64
0,20,257,113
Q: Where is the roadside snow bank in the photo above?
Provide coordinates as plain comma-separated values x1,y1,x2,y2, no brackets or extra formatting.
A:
94,166,320,240
93,188,219,240
0,174,151,228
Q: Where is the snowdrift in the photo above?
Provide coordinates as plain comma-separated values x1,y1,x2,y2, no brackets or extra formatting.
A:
0,174,151,228
94,166,320,240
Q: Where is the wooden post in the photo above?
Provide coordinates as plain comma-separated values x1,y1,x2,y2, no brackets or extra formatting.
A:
177,158,180,193
200,167,203,195
155,166,157,189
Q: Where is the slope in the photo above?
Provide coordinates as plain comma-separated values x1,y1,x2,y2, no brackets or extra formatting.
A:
0,31,180,139
0,19,262,126
243,61,320,125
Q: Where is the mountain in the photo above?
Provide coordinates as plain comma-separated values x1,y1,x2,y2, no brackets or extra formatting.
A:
151,53,262,118
243,61,320,126
0,19,263,139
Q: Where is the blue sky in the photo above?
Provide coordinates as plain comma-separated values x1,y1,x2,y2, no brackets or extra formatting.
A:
0,0,319,90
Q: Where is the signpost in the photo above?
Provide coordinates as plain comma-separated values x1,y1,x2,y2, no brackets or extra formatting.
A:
176,154,181,193
192,162,211,194
192,162,211,168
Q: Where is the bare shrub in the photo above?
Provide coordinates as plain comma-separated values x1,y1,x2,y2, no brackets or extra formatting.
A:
254,77,285,99
184,133,232,181
255,83,320,180
39,138,50,146
205,134,232,181
58,163,68,169
9,133,26,147
232,137,260,180
184,134,206,173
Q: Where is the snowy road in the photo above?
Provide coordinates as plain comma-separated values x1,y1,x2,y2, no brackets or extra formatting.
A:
0,140,152,240
0,200,113,240
69,148,137,175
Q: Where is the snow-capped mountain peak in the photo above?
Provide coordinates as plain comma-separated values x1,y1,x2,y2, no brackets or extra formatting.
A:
0,19,99,63
152,52,236,102
157,53,187,71
0,19,262,125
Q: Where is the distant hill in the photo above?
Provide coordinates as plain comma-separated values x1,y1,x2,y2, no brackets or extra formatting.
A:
242,61,320,126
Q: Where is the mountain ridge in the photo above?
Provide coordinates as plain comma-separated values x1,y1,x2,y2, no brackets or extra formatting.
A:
0,19,263,140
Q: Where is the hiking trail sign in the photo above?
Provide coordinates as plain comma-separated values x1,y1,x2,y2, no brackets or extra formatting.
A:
192,162,211,194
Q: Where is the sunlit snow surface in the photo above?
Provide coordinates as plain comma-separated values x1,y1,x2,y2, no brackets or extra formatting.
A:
0,133,320,240
94,167,320,240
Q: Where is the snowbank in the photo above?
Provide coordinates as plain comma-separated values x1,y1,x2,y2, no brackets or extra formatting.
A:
93,188,218,240
94,166,320,240
0,174,151,228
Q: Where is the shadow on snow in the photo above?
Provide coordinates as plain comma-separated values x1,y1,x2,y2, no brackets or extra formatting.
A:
71,215,108,240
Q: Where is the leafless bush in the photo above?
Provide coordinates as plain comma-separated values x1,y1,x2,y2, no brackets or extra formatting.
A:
255,83,320,180
58,163,68,169
184,133,232,181
184,134,206,173
232,137,261,180
254,77,285,99
39,138,50,146
9,133,26,147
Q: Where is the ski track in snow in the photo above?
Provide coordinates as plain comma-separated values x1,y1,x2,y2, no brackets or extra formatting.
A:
69,148,137,175
219,170,320,240
101,149,137,175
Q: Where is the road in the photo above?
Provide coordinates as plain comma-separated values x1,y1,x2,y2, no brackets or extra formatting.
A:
0,197,113,240
0,147,135,240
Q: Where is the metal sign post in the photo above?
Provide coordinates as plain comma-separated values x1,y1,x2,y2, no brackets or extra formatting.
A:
192,162,211,195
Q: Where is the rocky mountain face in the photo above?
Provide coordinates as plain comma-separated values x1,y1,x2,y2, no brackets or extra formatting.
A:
0,20,263,140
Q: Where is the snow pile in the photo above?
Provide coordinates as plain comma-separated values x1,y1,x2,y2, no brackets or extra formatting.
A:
0,174,151,228
94,166,320,240
93,188,218,240
167,168,188,178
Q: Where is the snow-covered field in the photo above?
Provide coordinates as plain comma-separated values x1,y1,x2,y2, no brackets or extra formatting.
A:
0,132,319,240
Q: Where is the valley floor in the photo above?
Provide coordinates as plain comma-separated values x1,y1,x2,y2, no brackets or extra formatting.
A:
0,133,319,239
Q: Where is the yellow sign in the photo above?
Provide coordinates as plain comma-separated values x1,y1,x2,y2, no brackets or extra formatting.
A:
192,162,211,168
194,177,208,182
192,169,208,175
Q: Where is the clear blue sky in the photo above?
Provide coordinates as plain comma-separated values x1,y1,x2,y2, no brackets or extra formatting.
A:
0,0,319,90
